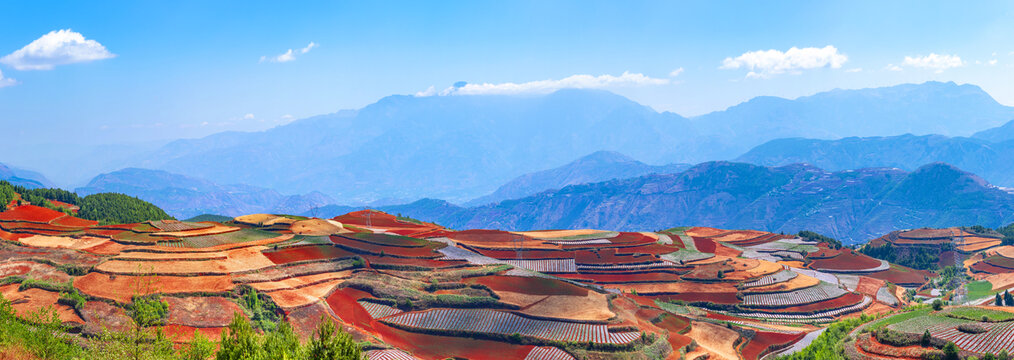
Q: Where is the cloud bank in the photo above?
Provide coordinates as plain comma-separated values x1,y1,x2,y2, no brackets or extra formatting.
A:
261,42,318,63
0,70,15,88
0,29,115,70
416,72,670,96
721,46,847,78
901,53,964,73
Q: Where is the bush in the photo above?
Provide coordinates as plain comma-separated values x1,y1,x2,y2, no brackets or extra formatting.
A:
943,341,959,360
932,299,944,311
957,323,988,334
130,295,169,327
58,291,87,310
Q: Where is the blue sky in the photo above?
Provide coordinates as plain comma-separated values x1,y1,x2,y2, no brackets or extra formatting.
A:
2,1,1013,145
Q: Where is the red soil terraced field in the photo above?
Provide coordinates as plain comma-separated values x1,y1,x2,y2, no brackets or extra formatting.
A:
163,296,245,327
365,255,467,269
49,215,98,227
263,244,358,264
856,276,886,297
575,248,658,265
162,325,228,344
865,266,933,286
331,235,444,258
465,275,588,296
759,292,866,314
898,228,955,240
741,330,806,360
471,247,574,259
0,284,83,324
74,273,234,303
807,249,883,271
556,271,682,284
972,260,1014,274
0,205,67,223
606,232,657,245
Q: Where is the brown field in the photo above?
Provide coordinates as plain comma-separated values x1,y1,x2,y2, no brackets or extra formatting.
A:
687,321,741,360
290,219,344,236
684,227,728,237
96,246,275,275
494,290,614,321
0,284,83,324
234,214,296,226
263,278,344,309
74,273,234,303
247,271,353,292
513,229,609,238
164,296,245,327
985,273,1014,292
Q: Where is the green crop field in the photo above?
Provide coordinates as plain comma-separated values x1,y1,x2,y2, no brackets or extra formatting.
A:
966,280,997,300
941,306,1014,322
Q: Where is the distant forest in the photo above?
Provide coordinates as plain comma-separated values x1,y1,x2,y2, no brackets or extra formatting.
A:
0,181,173,224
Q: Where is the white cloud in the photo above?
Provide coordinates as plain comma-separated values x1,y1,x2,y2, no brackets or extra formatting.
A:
260,42,317,63
300,42,318,54
720,46,847,78
669,67,684,77
419,72,670,97
0,29,115,70
988,59,998,66
845,68,863,73
0,70,16,88
885,64,903,71
900,53,964,73
243,113,255,120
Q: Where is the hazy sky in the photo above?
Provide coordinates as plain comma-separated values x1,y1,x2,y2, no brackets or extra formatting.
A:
2,1,1013,145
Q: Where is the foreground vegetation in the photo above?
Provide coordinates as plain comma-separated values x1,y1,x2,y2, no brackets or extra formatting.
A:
0,294,362,360
776,313,872,360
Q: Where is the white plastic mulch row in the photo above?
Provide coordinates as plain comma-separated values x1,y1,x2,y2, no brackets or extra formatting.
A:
817,259,890,274
875,286,899,306
384,308,639,344
742,269,797,288
741,282,848,307
927,321,1014,355
503,259,577,273
366,349,419,360
728,295,871,321
357,300,403,319
525,346,575,360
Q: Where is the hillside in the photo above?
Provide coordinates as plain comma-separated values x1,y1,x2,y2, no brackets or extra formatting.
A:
385,162,1014,242
736,134,1014,187
466,151,691,206
0,162,52,189
76,168,336,219
90,82,1012,205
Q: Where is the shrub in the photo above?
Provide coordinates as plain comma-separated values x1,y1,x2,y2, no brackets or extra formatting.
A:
957,323,988,334
943,341,959,360
932,299,944,311
307,316,362,360
130,295,169,327
58,291,87,310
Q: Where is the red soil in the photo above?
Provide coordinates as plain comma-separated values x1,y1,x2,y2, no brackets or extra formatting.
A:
0,228,30,241
263,245,358,265
808,249,882,271
608,232,657,245
465,275,588,296
971,261,1014,274
164,296,244,327
856,333,933,360
807,247,838,259
325,287,377,331
338,233,427,248
654,314,694,351
334,210,441,231
446,229,530,243
865,267,932,286
898,228,953,239
856,276,886,297
555,272,682,283
330,236,442,258
692,237,717,253
49,215,98,227
714,242,743,257
741,331,806,360
0,205,66,223
374,321,535,360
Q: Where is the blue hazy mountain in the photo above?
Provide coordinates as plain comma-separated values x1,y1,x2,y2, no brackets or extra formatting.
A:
465,151,691,206
76,168,336,219
381,162,1014,243
107,81,1014,205
0,162,52,189
973,119,1014,143
690,81,1014,160
735,134,1014,187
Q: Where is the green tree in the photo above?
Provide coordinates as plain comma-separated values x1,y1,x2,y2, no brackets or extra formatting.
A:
217,312,262,360
183,330,216,360
307,316,362,360
922,330,931,346
943,341,959,360
932,299,944,311
262,321,302,359
998,293,1004,306
77,192,174,224
1005,290,1014,306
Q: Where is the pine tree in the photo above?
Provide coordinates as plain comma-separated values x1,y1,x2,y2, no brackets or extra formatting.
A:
1005,290,1014,306
998,293,1004,306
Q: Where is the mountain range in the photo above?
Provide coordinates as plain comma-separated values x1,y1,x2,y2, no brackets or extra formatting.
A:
0,162,52,189
370,162,1014,243
75,168,336,219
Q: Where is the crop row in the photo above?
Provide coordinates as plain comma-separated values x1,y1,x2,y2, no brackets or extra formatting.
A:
575,261,678,271
524,346,575,360
729,295,871,321
358,300,403,319
503,259,577,273
927,321,1014,354
365,349,418,360
742,282,847,307
742,270,796,288
383,308,638,344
